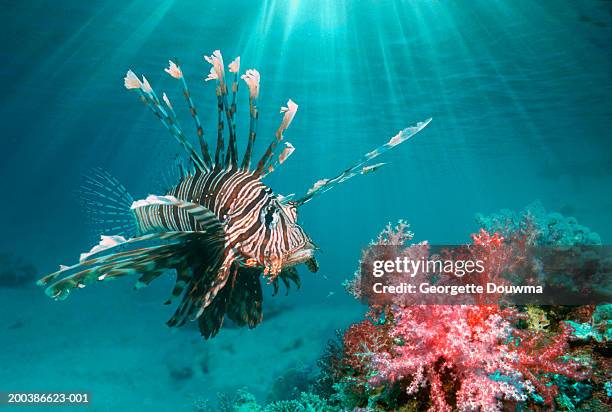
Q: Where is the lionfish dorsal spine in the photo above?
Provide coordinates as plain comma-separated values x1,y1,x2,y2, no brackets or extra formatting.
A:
125,72,209,173
214,82,225,168
224,58,240,169
125,51,300,178
204,51,240,171
125,50,430,203
163,59,214,170
254,99,298,177
240,69,260,171
178,73,214,169
220,83,237,170
293,117,433,206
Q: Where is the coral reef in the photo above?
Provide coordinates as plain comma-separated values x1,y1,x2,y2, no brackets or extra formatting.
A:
564,304,612,343
208,204,609,411
326,205,606,411
479,205,608,300
215,389,338,412
347,303,590,411
266,363,316,403
475,202,602,247
344,220,415,301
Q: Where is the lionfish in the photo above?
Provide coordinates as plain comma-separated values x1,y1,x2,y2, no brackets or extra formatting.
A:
37,50,430,338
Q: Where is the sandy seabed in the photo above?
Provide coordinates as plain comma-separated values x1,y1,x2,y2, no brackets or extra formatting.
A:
1,279,360,412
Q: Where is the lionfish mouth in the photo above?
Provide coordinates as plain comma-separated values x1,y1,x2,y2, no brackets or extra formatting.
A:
285,244,316,266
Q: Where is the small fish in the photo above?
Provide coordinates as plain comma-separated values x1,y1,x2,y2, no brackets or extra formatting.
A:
37,51,431,338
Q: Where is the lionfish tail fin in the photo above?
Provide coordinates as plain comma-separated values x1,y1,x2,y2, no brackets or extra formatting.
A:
77,168,137,238
294,118,432,206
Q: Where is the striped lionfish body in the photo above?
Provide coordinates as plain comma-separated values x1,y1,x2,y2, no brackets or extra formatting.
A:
38,50,431,338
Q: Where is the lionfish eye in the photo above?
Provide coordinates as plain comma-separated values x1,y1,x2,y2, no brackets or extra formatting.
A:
262,205,279,228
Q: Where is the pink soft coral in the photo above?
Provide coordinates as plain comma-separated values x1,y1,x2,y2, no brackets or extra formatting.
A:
509,323,591,405
368,304,590,411
349,224,591,411
370,305,529,412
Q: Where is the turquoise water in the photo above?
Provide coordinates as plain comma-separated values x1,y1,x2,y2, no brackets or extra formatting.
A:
0,1,610,410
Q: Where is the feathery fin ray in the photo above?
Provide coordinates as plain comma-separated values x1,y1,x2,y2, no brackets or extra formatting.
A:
254,99,298,176
124,56,428,188
125,73,208,172
294,118,432,206
78,168,136,237
240,69,260,170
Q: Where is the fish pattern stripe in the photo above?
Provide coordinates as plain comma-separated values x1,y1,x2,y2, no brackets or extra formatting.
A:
37,50,430,338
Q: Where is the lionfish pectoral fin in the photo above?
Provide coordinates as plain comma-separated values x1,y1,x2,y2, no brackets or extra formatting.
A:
37,232,177,289
165,249,237,330
293,118,432,206
78,168,137,238
181,264,298,338
194,265,259,339
197,280,232,339
305,257,319,273
37,231,222,302
166,262,231,336
163,263,193,305
197,266,297,338
271,267,301,297
131,195,227,250
225,267,263,329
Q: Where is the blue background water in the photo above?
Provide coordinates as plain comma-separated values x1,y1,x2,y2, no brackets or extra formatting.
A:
0,1,610,410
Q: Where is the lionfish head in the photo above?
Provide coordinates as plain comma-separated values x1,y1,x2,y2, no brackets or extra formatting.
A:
255,197,316,276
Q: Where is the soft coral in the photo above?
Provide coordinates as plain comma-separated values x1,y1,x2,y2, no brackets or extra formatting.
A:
350,223,591,411
370,305,532,412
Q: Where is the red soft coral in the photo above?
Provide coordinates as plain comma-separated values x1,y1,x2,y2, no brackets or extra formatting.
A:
370,305,529,412
343,318,391,375
350,224,591,411
508,323,591,405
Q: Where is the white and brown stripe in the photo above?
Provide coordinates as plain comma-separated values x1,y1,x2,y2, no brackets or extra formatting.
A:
133,169,310,269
